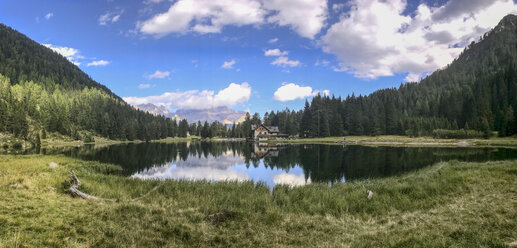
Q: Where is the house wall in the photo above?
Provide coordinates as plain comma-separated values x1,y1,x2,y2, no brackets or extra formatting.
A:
254,126,269,138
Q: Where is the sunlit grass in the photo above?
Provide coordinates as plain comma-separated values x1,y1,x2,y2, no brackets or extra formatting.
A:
0,155,516,247
269,135,517,147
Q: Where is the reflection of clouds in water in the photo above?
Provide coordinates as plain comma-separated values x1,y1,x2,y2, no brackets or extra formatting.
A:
175,154,245,170
133,166,249,182
273,173,310,187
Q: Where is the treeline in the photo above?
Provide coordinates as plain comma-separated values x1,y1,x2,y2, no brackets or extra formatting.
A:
0,74,194,142
0,72,262,142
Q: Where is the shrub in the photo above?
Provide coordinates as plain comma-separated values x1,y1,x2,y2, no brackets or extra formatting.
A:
432,129,485,139
11,141,23,149
82,133,94,143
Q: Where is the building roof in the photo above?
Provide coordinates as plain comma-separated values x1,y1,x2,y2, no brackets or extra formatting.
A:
251,124,279,133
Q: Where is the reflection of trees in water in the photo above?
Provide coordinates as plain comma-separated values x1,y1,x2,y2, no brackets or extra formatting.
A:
58,142,252,175
51,142,517,181
261,145,517,183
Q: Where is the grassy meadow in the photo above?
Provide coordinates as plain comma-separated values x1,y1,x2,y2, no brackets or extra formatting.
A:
0,154,516,247
268,135,517,147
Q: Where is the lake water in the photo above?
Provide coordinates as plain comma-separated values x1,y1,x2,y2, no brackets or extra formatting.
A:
37,142,517,188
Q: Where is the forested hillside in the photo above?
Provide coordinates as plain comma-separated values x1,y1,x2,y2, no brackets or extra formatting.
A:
262,14,517,138
0,24,118,99
0,24,191,143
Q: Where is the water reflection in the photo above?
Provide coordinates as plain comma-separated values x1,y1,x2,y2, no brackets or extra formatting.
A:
132,152,250,182
27,142,517,188
273,173,311,187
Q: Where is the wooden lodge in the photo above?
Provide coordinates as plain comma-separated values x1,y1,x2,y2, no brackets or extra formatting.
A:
250,124,288,141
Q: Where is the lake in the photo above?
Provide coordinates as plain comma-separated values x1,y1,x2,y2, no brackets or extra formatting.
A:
36,142,517,188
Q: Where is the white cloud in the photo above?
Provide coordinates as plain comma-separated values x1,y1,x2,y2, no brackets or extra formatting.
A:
273,83,327,101
144,0,164,4
138,0,328,39
138,0,265,36
221,60,236,69
264,48,288,56
314,59,330,67
111,15,121,23
123,82,252,109
87,60,110,67
99,10,123,25
263,0,328,39
320,0,517,81
147,70,170,79
42,44,83,66
44,13,53,20
264,48,299,67
332,3,346,12
271,56,300,67
138,83,154,89
268,37,278,43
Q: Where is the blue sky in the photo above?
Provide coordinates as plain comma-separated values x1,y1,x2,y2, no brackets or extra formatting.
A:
1,0,517,114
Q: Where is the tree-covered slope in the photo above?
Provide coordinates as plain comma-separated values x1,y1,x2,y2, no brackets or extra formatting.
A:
0,23,119,100
0,24,195,143
268,14,517,138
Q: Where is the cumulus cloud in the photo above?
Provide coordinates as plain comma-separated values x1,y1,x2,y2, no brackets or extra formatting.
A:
263,0,328,39
138,83,154,89
314,59,330,67
268,37,279,43
147,70,170,79
123,82,252,109
87,60,110,67
221,60,236,69
99,10,123,25
273,83,328,101
138,0,327,39
265,48,299,67
42,44,83,66
271,56,300,67
44,13,53,20
138,0,265,36
264,48,288,56
320,0,517,81
332,3,346,12
144,0,164,4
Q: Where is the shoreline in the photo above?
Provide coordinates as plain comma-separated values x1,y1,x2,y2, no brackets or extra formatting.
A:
3,134,517,152
263,135,517,148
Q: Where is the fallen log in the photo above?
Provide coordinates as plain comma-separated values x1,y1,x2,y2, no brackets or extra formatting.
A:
68,171,101,200
67,171,160,202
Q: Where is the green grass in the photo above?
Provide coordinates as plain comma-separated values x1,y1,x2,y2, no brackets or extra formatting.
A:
0,155,516,247
41,135,202,148
268,135,517,147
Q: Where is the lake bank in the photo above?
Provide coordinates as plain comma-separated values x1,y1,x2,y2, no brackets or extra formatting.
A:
266,135,517,147
0,155,516,247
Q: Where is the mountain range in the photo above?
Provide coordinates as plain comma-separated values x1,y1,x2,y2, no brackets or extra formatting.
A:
135,104,246,124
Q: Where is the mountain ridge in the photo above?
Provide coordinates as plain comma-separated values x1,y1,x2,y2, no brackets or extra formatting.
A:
135,103,247,124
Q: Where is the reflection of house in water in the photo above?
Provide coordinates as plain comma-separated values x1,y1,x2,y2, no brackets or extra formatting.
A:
251,124,288,141
252,143,279,158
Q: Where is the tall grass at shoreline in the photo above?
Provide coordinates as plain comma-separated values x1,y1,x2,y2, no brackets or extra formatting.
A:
0,155,516,247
